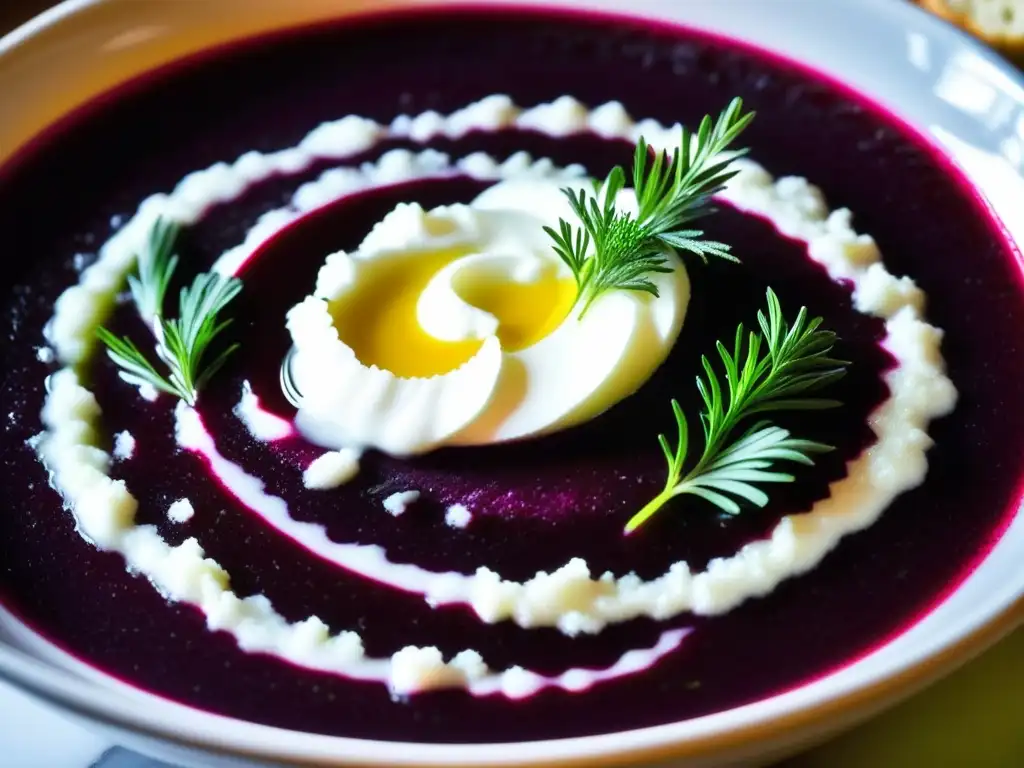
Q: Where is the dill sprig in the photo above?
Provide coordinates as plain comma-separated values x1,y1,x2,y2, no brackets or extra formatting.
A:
97,218,241,406
625,288,848,533
545,97,755,317
127,216,179,323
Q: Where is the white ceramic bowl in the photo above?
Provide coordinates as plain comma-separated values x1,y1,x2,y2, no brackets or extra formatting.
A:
0,1,1021,766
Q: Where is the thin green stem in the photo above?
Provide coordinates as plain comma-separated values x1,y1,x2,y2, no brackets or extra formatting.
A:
625,288,847,533
625,487,679,534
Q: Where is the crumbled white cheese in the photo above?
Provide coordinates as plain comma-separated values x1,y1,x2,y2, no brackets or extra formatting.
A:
853,262,926,317
35,346,55,364
516,95,589,136
302,449,360,490
383,490,420,517
445,503,472,529
167,498,195,523
389,646,487,695
137,383,159,402
112,430,136,461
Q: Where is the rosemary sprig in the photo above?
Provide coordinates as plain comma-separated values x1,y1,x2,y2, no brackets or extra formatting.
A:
625,288,848,533
97,218,241,406
545,97,755,317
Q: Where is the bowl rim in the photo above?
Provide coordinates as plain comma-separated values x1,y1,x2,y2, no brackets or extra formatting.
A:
0,0,1022,766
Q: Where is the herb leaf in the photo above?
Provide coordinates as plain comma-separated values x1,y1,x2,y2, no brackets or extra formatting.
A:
625,288,848,533
127,216,180,322
94,328,181,398
98,219,241,406
545,97,755,317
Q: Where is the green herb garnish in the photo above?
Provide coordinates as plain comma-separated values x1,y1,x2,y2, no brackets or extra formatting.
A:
625,288,848,533
545,97,755,317
127,216,179,323
98,218,241,406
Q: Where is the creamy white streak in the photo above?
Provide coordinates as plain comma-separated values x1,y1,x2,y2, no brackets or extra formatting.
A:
34,96,954,690
174,161,957,636
36,96,707,694
233,380,292,442
35,374,685,694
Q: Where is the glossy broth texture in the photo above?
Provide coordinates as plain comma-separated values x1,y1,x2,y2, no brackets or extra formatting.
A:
0,9,1022,742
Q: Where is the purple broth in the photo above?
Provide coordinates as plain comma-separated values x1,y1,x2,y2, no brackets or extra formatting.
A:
0,7,1021,744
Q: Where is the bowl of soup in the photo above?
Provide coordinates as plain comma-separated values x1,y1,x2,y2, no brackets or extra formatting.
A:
0,1,1021,766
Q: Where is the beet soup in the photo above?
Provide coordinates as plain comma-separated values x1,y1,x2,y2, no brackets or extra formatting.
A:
0,8,1022,744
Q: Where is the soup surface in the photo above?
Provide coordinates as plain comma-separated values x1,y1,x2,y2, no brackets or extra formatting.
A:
0,8,1021,743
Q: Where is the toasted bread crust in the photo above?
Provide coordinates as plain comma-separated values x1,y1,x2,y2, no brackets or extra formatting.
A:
919,0,1024,59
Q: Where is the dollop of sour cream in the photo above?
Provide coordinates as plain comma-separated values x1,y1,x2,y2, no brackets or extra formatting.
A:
285,181,688,456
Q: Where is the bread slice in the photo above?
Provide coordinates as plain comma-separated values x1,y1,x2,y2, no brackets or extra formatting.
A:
919,1,1024,55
